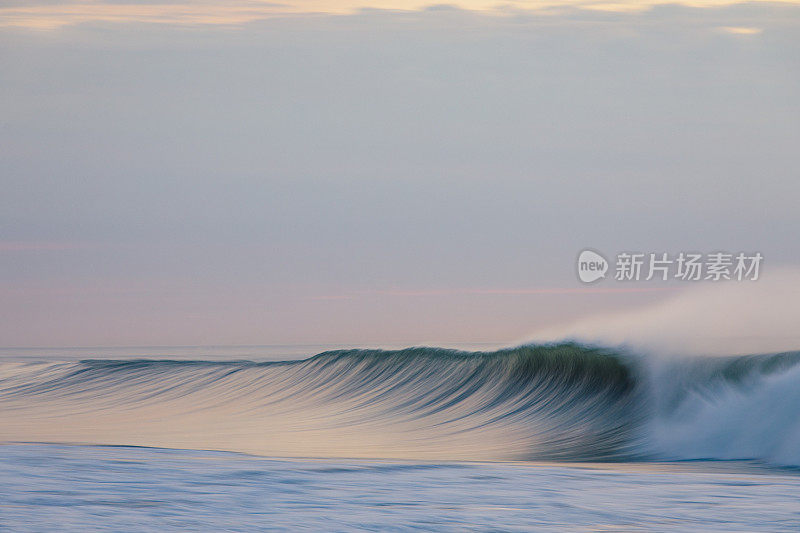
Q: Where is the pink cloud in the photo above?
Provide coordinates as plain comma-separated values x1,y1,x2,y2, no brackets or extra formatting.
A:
0,241,90,252
310,286,676,300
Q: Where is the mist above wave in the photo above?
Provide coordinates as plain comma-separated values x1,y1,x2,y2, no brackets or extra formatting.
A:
526,268,800,357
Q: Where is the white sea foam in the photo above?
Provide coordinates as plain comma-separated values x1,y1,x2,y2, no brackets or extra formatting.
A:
645,358,800,466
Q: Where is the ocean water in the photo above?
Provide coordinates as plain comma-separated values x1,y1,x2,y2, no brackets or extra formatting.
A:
3,444,800,532
2,343,800,530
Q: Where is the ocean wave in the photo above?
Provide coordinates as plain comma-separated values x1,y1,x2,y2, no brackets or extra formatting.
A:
1,344,798,465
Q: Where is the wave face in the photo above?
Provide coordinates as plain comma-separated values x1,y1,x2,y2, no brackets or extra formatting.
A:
1,344,799,465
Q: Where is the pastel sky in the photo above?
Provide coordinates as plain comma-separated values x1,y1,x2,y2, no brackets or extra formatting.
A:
1,1,798,347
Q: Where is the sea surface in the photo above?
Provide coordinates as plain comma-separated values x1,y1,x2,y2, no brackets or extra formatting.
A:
2,343,799,530
3,444,800,532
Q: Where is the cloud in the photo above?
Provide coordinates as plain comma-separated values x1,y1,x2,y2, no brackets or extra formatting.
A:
310,287,675,300
0,241,91,252
0,2,293,30
717,25,763,34
1,0,798,29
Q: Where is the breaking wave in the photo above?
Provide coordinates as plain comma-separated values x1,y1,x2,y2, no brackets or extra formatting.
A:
1,344,799,466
